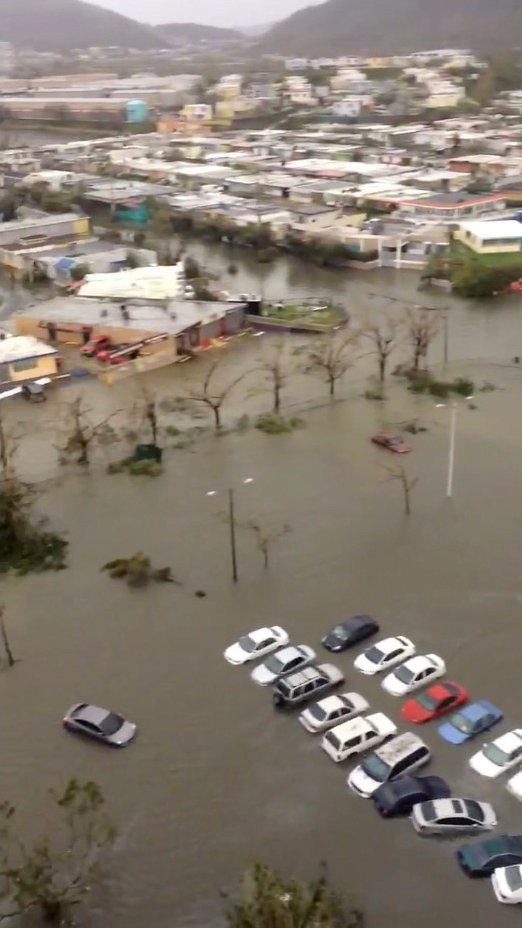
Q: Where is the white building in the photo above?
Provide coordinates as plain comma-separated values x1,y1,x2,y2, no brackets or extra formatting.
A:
285,58,309,71
331,97,364,118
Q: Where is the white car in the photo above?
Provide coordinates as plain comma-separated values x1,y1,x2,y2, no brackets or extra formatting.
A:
492,865,522,904
321,712,397,763
354,636,415,675
299,692,370,734
507,770,522,801
224,626,289,665
469,729,522,778
381,654,446,697
250,644,316,686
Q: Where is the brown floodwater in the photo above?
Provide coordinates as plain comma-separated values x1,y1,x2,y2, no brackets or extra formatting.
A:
2,251,522,927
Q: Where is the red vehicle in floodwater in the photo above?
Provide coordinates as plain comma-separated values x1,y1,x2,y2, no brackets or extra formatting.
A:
80,335,112,357
401,682,468,724
371,432,412,454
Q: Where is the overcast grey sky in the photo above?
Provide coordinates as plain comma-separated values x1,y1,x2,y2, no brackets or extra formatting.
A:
94,0,322,27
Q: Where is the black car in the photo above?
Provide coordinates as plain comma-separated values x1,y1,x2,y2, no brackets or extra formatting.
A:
372,775,451,818
457,834,522,878
322,615,379,652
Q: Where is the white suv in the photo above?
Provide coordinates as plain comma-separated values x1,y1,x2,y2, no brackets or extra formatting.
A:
321,712,397,763
348,732,431,797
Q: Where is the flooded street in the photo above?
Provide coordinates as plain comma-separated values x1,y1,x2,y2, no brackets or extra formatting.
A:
2,249,522,926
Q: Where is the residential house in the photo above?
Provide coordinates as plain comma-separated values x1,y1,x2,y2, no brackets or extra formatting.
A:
285,59,309,71
397,191,506,220
454,219,522,254
331,98,364,119
0,335,59,385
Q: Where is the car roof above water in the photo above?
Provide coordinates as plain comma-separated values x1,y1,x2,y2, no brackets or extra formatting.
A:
373,732,427,763
73,704,109,725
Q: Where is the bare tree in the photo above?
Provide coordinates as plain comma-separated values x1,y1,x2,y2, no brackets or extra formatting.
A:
404,306,441,372
364,314,402,385
189,360,248,431
383,462,419,516
238,520,292,569
303,328,360,397
60,397,121,466
0,605,16,668
258,341,290,413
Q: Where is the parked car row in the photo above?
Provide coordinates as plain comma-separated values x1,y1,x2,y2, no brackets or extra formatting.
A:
224,619,522,903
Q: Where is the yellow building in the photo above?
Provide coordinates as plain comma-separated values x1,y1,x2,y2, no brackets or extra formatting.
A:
0,335,59,384
455,220,522,254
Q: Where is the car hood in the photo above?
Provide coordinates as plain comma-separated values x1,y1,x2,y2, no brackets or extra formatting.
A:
299,710,321,731
469,751,504,777
507,773,522,798
251,664,277,685
402,703,430,723
348,766,382,797
108,721,136,746
354,653,378,674
438,721,469,744
382,674,404,695
322,633,344,650
224,642,249,664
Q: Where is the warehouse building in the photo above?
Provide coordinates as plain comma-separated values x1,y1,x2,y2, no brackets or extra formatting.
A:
0,97,149,124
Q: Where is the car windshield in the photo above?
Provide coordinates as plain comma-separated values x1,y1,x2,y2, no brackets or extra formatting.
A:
264,653,286,673
332,625,350,640
361,755,390,782
238,634,257,653
482,743,509,767
309,704,327,721
388,436,404,445
325,731,341,749
506,867,522,893
451,712,474,734
364,646,384,664
394,664,415,684
99,712,124,735
415,692,438,710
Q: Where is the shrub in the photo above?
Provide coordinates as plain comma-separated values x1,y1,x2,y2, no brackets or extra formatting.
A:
165,424,181,436
256,413,304,434
364,387,385,401
256,246,278,264
452,377,474,397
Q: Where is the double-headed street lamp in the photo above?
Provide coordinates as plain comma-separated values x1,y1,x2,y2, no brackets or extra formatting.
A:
435,397,474,498
207,478,254,583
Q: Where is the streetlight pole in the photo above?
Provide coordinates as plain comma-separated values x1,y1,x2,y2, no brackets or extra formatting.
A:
436,395,473,498
447,402,457,498
207,478,254,583
228,487,238,584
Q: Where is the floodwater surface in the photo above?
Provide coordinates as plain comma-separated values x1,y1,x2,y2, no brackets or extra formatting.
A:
2,350,522,926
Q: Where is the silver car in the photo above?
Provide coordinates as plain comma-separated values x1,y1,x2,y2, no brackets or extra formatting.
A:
63,703,137,747
411,797,497,835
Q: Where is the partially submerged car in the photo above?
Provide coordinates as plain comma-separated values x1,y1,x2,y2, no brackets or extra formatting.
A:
371,432,412,454
63,703,136,747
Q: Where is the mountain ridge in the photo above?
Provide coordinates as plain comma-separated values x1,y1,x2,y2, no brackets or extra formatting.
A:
154,22,242,42
261,0,522,54
0,0,162,51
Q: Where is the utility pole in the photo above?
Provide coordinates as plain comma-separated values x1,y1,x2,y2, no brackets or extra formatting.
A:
228,488,238,584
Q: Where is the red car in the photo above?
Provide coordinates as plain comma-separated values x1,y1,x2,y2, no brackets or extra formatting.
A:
80,335,112,357
371,432,412,454
401,681,468,724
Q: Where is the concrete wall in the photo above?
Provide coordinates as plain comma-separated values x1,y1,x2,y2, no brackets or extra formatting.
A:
7,353,58,382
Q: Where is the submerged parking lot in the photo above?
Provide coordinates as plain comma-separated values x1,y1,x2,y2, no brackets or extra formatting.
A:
2,359,522,927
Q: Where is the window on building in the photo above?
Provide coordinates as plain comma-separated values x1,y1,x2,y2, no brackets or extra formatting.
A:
11,357,37,373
